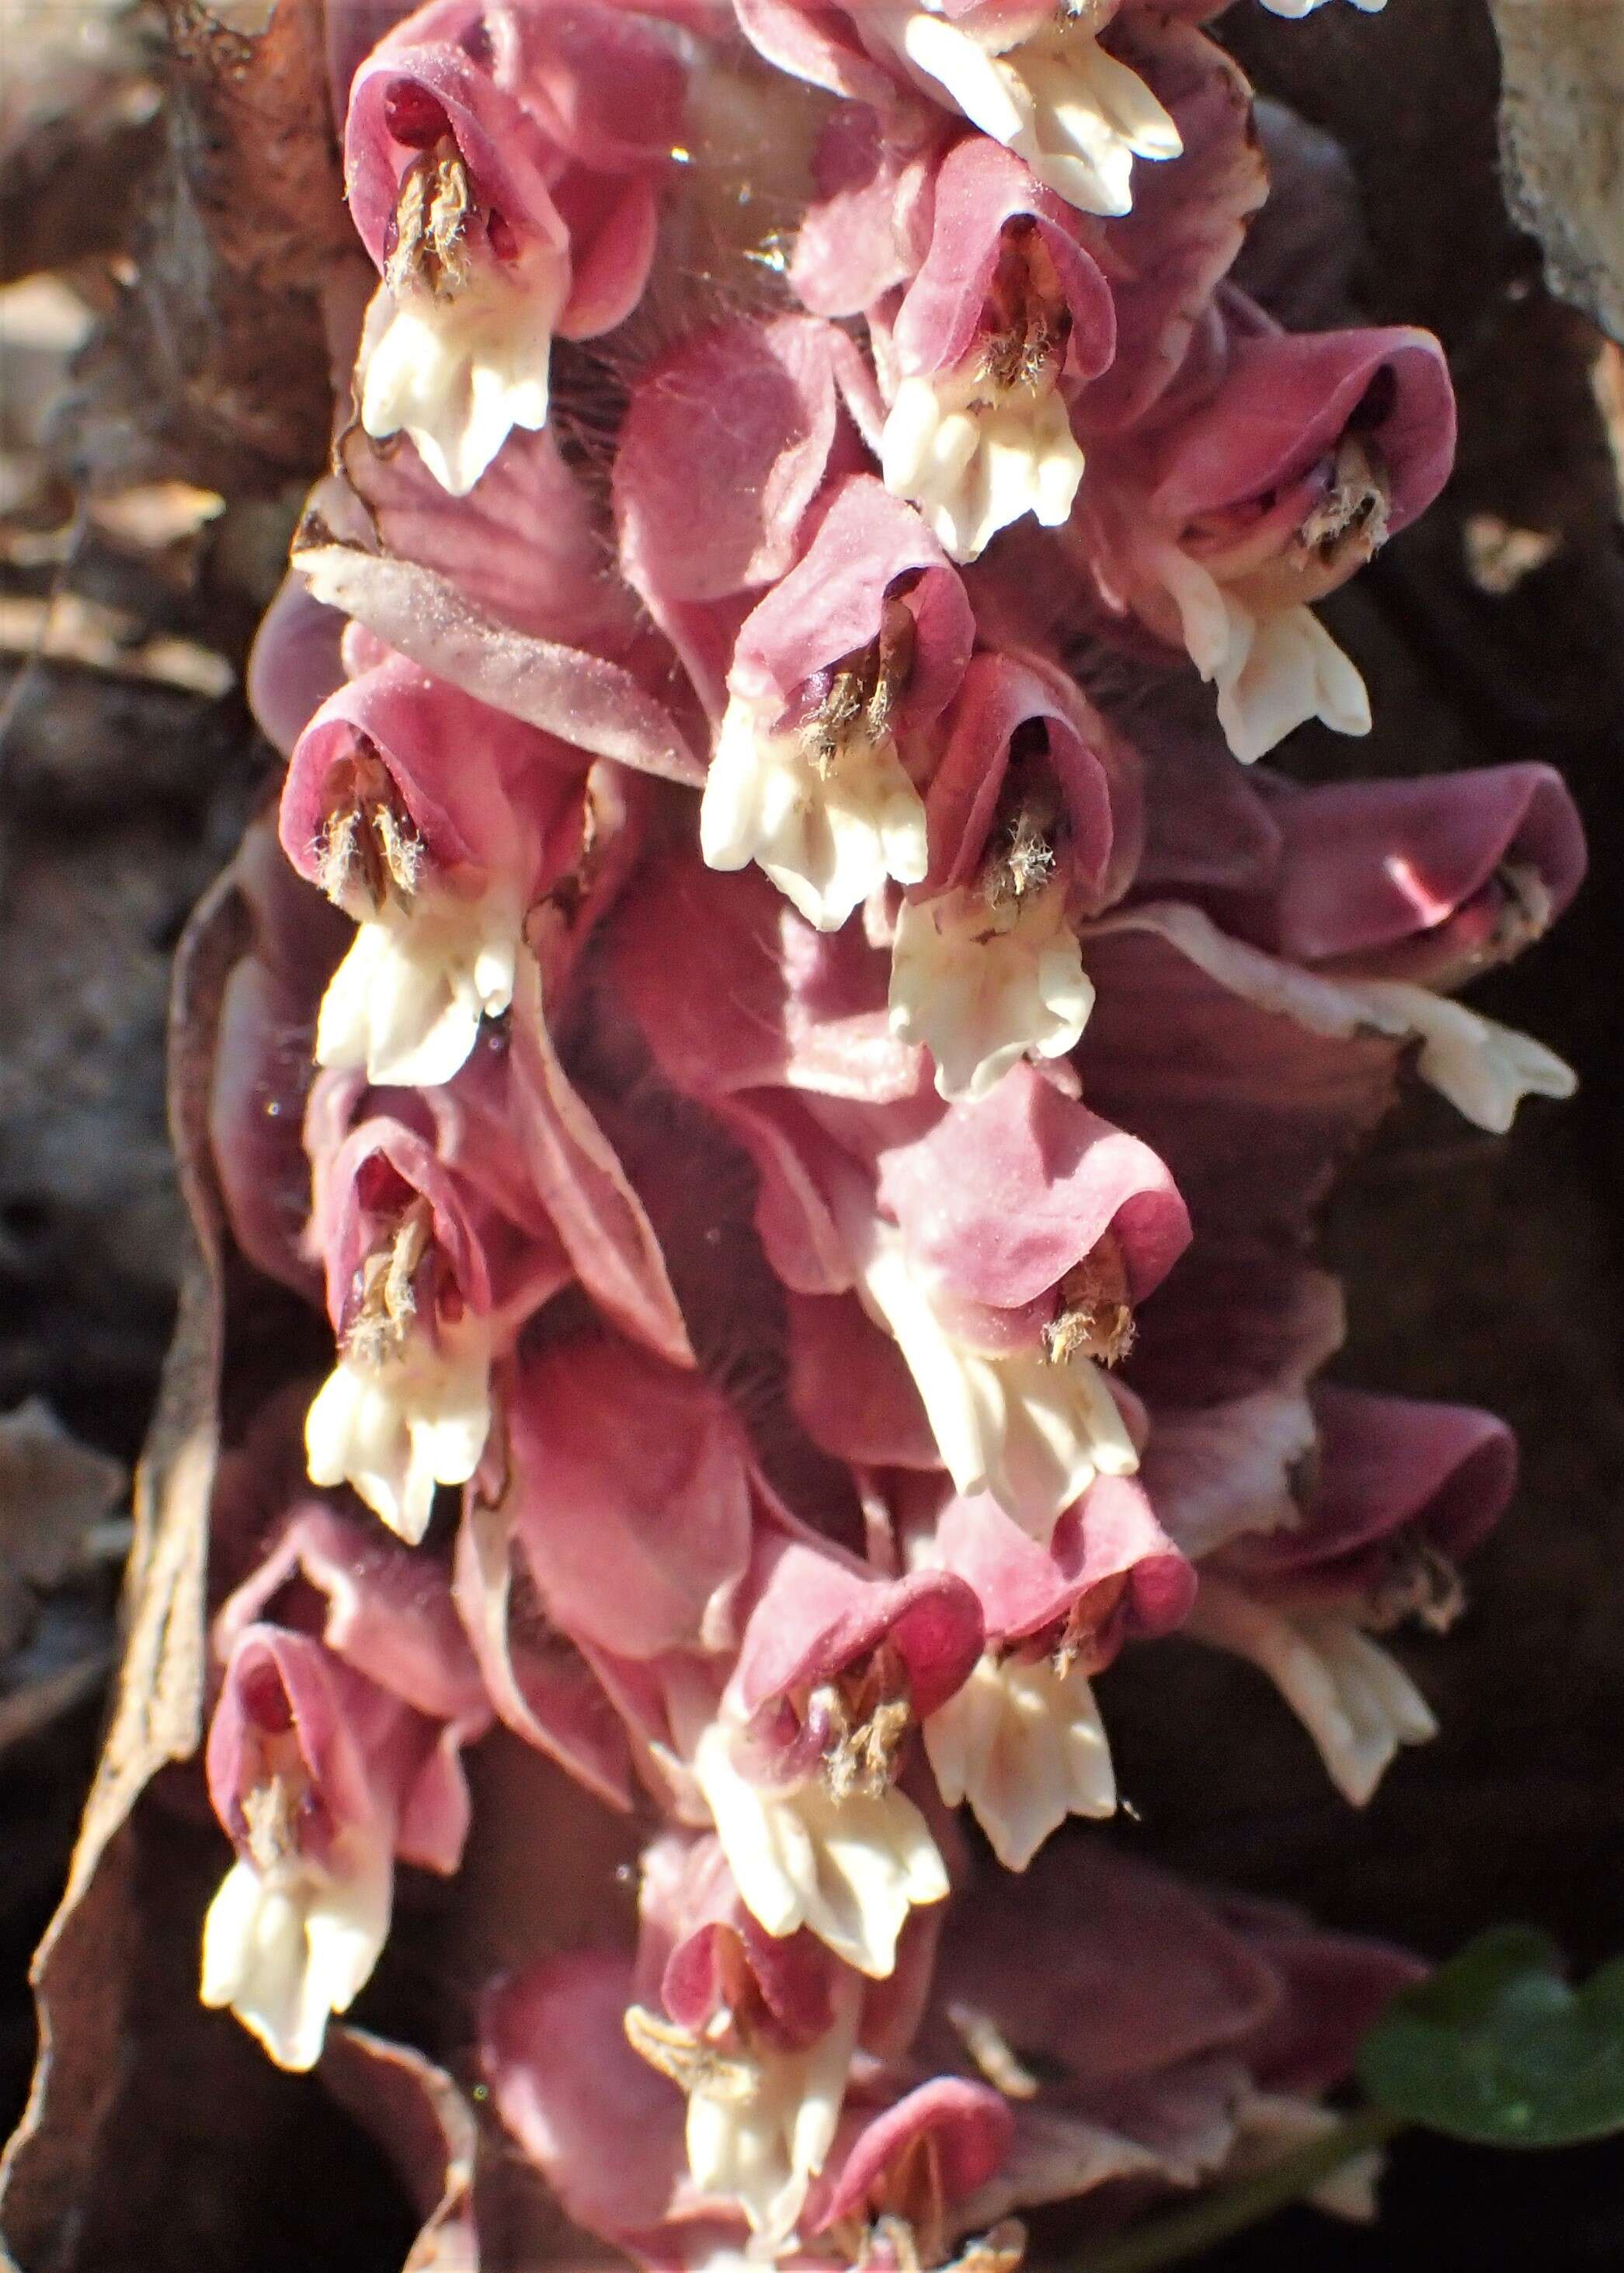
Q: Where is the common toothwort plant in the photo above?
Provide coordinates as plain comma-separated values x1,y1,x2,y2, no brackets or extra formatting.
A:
203,0,1584,2263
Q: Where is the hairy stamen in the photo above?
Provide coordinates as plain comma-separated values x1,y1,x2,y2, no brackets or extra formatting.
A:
801,596,919,775
240,1771,304,1876
946,2002,1040,2101
387,136,475,299
981,723,1064,912
346,1196,435,1367
1490,860,1553,958
979,220,1073,400
317,743,425,912
871,2132,948,2271
1296,434,1390,567
624,2005,756,2104
1048,1572,1128,1680
983,809,1057,909
1368,1538,1466,1635
1043,1237,1134,1367
812,1640,912,1802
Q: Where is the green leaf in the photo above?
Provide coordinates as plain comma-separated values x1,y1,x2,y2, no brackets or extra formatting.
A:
1358,1926,1624,2148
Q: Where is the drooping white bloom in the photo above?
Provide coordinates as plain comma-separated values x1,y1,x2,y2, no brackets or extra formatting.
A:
882,6,1182,218
889,880,1094,1102
1085,902,1577,1138
1341,980,1577,1133
882,369,1085,565
638,1972,861,2249
1261,0,1382,17
305,1321,493,1546
1158,546,1371,763
200,1832,393,2073
924,1649,1115,1870
700,693,929,932
687,2013,857,2247
358,249,567,497
692,1720,948,1979
860,1227,1138,1541
315,888,523,1089
1186,1578,1437,1806
1229,2094,1383,2220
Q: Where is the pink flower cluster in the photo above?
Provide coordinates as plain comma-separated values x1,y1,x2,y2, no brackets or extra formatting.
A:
208,0,1584,2263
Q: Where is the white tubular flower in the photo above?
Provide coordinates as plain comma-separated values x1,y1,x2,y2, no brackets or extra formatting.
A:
305,1320,493,1547
1229,2094,1383,2221
1187,1578,1437,1806
692,1721,948,1980
882,370,1085,565
1160,548,1371,763
200,1832,393,2073
358,244,568,497
700,693,929,933
1261,0,1382,16
889,880,1094,1102
1085,904,1575,1138
1342,981,1577,1133
924,1649,1115,1871
861,1229,1137,1541
635,1974,862,2249
315,890,523,1089
892,8,1182,218
690,2013,857,2247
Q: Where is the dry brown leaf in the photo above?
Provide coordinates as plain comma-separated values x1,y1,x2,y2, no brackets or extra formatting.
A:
0,850,248,2268
160,0,352,293
322,2030,482,2273
63,0,363,498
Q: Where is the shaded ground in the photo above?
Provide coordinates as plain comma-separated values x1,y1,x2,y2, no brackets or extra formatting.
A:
0,1,1621,2267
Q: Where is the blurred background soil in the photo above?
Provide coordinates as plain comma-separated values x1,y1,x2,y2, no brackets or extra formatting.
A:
0,1,1620,2267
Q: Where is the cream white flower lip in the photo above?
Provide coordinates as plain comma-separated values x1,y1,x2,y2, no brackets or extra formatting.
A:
357,201,568,498
701,476,975,930
314,888,527,1092
889,650,1133,1102
280,657,588,1090
626,1967,862,2247
923,1646,1115,1870
343,2,682,493
878,1,1182,219
889,869,1095,1102
882,368,1085,565
901,1466,1192,1874
300,1107,570,1545
694,1715,950,1979
1153,539,1373,764
686,1539,982,1979
305,1319,495,1548
1186,1578,1438,1806
200,1591,487,2072
701,682,931,934
878,137,1115,563
201,1823,395,2073
857,1222,1139,1541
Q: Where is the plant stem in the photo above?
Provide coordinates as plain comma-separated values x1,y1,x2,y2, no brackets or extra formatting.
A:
1060,2106,1407,2273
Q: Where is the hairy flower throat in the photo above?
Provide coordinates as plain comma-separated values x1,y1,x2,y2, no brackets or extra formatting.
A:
317,742,424,913
386,136,476,300
799,599,919,777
